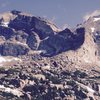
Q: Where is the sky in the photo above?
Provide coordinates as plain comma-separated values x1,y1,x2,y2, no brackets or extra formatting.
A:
0,0,100,28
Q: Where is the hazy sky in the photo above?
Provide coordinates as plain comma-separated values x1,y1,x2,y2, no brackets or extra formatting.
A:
0,0,100,28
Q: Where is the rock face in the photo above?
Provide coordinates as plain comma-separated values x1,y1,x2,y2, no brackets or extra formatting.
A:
0,26,15,39
26,32,40,50
0,43,29,56
0,10,100,100
38,28,85,56
84,15,100,59
0,10,61,56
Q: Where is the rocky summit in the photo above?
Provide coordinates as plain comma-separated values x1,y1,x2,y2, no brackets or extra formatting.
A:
0,10,99,100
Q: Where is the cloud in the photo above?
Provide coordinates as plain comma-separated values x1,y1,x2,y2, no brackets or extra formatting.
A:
83,10,100,21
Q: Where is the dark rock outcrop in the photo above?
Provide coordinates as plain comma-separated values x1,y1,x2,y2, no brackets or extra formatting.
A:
9,15,33,31
0,43,29,56
0,11,86,57
38,27,85,56
32,17,55,39
8,14,55,40
0,26,15,39
26,32,40,50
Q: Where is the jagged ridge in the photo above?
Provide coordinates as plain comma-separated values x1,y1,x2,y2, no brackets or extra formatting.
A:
0,10,86,57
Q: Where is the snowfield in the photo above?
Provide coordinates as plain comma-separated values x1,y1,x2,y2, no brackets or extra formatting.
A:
0,56,22,66
1,22,9,27
94,17,100,21
91,27,95,32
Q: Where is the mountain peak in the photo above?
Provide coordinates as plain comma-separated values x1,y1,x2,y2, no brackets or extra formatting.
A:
11,10,21,15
